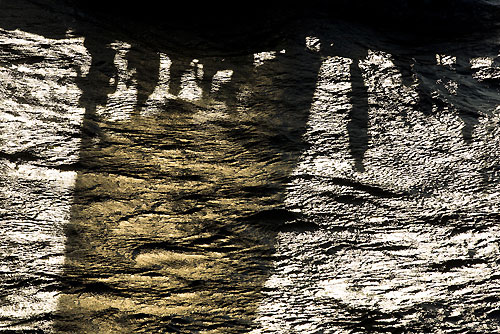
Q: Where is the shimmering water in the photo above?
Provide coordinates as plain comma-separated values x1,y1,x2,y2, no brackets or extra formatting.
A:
1,0,500,333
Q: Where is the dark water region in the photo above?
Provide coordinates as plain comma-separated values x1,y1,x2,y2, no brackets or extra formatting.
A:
0,0,314,332
0,0,500,333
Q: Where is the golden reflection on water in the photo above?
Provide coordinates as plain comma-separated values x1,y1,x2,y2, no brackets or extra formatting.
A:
2,1,500,332
54,40,304,332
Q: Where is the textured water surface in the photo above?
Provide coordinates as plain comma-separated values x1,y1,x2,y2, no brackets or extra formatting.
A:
1,0,500,333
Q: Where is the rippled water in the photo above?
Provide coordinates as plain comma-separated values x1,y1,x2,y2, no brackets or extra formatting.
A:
1,0,500,333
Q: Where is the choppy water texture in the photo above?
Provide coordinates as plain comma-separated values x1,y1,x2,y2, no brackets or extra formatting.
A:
1,0,500,333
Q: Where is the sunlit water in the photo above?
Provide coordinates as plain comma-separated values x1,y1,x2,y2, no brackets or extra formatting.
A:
1,0,500,333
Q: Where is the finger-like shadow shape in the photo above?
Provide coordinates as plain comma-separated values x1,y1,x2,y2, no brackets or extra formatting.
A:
302,0,500,171
0,0,317,332
1,0,499,332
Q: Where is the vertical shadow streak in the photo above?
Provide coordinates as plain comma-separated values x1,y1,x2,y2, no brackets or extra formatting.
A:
167,56,191,98
77,35,117,139
52,8,317,334
127,46,161,112
3,1,500,333
347,55,369,173
455,55,481,143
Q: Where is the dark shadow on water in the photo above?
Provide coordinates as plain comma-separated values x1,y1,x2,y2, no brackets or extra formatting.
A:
0,0,315,332
348,56,370,172
303,5,500,171
1,0,500,332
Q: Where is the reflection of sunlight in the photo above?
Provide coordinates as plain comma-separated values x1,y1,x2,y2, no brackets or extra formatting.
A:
315,226,498,314
305,36,321,52
2,17,500,332
470,56,494,68
0,163,76,330
254,51,277,67
254,55,355,332
0,28,88,331
436,54,457,67
293,56,354,176
470,56,499,82
254,45,500,332
141,56,237,119
435,53,459,95
211,69,233,93
178,59,204,101
141,58,236,116
141,53,172,116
